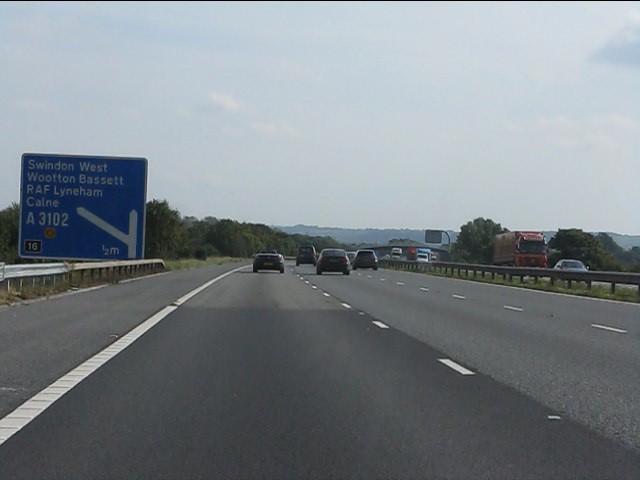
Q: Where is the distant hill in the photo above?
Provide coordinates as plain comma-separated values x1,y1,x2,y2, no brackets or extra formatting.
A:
275,225,640,250
275,225,457,246
601,232,640,250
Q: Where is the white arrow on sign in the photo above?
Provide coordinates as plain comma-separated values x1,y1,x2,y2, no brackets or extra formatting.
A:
77,207,138,258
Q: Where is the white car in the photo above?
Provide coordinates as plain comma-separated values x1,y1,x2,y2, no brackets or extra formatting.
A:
416,252,430,263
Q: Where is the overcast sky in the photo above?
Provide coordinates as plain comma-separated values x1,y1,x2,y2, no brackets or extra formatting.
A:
1,2,639,234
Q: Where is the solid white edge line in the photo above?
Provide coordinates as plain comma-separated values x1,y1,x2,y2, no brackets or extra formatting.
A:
0,304,177,447
173,265,248,306
372,321,389,329
591,324,628,334
0,265,246,447
438,358,475,375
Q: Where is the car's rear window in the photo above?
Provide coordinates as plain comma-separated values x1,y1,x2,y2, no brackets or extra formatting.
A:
565,261,584,268
357,251,375,258
299,247,314,254
322,249,346,257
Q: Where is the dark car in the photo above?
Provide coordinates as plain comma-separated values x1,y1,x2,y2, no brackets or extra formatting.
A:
296,246,317,266
253,250,285,273
352,249,378,270
316,248,350,275
553,259,589,272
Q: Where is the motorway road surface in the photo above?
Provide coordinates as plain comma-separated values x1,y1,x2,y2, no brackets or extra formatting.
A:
0,261,638,479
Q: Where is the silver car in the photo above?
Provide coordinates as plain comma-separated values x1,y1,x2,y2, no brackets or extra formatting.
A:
553,259,588,272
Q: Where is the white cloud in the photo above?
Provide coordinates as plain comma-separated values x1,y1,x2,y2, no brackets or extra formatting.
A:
535,116,576,130
534,114,640,151
11,98,48,112
250,122,300,137
121,106,143,117
206,92,243,113
585,114,640,131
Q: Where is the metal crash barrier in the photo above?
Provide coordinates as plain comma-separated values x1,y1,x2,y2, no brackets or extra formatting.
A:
379,259,640,296
0,259,166,294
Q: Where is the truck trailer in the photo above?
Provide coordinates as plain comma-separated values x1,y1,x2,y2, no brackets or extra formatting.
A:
493,231,547,267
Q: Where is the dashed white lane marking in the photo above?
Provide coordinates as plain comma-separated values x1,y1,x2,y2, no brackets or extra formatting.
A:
452,294,466,300
547,415,562,420
0,265,247,446
323,292,331,297
504,305,524,312
420,287,429,292
305,281,310,284
367,275,372,278
311,286,317,290
438,359,475,375
372,321,389,329
396,282,404,286
358,312,365,316
591,324,627,334
341,303,352,309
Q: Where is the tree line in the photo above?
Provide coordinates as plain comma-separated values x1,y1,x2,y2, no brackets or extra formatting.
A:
0,200,348,263
1,202,638,272
451,217,640,272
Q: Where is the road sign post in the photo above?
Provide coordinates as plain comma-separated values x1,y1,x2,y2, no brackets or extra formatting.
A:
425,229,452,262
19,153,148,261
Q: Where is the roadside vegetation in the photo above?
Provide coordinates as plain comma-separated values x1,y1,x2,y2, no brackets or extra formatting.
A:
164,256,247,270
0,199,350,266
385,263,639,303
451,217,640,272
0,256,249,306
1,201,638,305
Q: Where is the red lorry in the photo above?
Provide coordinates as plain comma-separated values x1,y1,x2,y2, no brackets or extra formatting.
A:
493,231,548,267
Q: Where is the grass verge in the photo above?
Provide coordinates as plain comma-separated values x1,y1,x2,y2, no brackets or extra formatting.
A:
388,266,640,303
0,257,247,306
164,257,247,270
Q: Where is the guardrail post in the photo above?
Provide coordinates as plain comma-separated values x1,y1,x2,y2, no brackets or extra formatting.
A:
611,283,616,294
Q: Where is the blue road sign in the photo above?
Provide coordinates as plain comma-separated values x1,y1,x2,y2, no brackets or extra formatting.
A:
19,153,148,260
